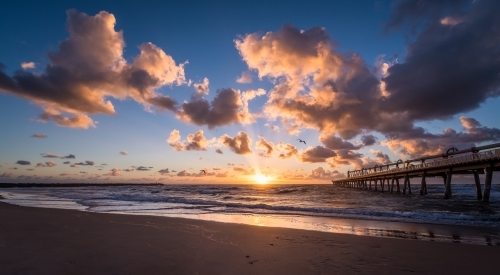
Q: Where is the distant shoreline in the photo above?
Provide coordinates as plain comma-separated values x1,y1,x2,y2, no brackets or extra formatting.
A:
0,183,162,188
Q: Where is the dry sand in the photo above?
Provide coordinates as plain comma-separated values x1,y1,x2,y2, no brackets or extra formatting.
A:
1,201,498,275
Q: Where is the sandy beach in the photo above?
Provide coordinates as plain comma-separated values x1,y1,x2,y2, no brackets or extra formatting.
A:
1,201,499,274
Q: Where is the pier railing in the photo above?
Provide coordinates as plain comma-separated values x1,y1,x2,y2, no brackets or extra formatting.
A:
348,148,500,178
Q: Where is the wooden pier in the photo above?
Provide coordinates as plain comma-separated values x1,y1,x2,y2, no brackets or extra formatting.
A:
332,143,500,202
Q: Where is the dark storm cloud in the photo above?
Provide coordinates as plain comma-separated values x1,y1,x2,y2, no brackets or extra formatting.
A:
16,160,31,165
383,0,500,121
385,0,469,30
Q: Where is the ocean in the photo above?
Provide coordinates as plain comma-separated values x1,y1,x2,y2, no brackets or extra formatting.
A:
1,183,499,245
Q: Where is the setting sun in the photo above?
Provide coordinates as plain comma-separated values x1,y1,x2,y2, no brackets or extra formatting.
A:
254,174,269,184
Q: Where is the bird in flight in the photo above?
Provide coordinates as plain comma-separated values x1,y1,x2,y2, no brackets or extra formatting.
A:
201,169,206,175
297,139,306,145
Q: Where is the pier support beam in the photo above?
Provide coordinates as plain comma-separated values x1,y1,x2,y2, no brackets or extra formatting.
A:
374,179,378,191
420,172,427,195
402,175,409,194
381,177,385,192
396,178,400,193
473,170,482,201
482,167,493,203
408,176,412,194
444,170,453,199
390,176,395,193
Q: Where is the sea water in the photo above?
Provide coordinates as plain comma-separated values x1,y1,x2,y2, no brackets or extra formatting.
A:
1,183,499,245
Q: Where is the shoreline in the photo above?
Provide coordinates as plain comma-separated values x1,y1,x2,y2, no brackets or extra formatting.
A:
1,188,499,246
1,201,499,274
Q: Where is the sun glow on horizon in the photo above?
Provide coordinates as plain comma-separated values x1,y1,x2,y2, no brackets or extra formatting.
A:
254,173,269,184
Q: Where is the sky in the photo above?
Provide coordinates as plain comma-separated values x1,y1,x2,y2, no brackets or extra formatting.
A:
1,0,500,184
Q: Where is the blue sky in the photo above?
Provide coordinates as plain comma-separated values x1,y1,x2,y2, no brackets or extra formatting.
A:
1,0,499,184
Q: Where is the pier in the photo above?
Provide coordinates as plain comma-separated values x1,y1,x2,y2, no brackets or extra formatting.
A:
332,143,500,202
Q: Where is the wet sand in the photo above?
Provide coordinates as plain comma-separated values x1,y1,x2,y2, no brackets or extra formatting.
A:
1,201,498,274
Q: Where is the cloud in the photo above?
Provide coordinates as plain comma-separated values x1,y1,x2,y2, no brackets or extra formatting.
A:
123,168,135,172
37,111,96,129
176,170,192,177
243,168,256,175
382,1,500,121
105,168,121,176
194,77,209,95
219,131,252,155
0,9,186,129
320,134,360,150
33,162,57,169
63,161,71,164
215,172,228,177
361,134,378,146
120,151,128,155
215,148,223,154
236,71,252,83
233,167,246,172
298,146,336,163
382,116,500,158
136,166,150,171
31,133,47,138
74,160,94,166
264,123,279,132
233,14,500,162
235,24,387,140
176,88,265,129
158,168,169,175
42,153,60,158
167,129,213,151
276,142,298,159
0,172,13,177
21,62,35,70
309,167,345,180
16,160,31,165
255,137,276,158
61,154,75,159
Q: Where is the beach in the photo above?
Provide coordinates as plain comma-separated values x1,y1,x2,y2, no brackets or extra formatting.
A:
1,201,499,274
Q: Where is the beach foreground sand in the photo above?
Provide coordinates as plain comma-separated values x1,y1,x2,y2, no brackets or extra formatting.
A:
1,202,498,274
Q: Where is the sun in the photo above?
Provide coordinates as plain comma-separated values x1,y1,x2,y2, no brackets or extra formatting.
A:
254,174,269,184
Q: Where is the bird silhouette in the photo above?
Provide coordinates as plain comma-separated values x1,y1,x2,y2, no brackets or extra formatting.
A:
297,139,306,145
201,169,206,175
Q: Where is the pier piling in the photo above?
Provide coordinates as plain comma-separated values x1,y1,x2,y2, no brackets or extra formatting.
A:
473,170,482,201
